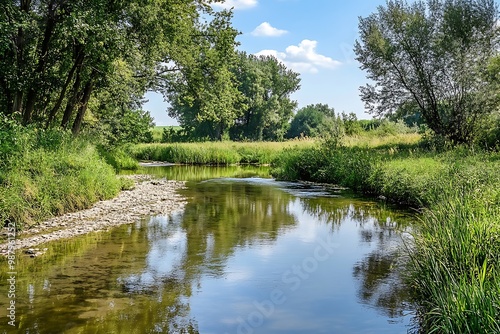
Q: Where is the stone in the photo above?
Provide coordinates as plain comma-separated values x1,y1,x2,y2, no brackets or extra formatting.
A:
0,176,187,255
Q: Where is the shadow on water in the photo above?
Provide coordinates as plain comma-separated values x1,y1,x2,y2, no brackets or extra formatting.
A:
0,166,416,333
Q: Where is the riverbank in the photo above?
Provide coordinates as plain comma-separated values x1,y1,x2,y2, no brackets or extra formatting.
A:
270,142,500,333
0,176,186,254
0,126,129,230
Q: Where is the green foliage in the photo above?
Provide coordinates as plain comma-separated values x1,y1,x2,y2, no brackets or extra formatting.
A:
98,146,139,171
287,104,339,139
387,101,425,128
167,49,301,142
478,112,500,149
0,127,121,229
0,0,229,138
341,112,362,136
231,53,301,141
129,140,315,165
165,10,244,141
161,126,190,143
355,0,500,143
88,108,154,146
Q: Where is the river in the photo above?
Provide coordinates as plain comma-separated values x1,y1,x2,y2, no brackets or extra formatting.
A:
0,165,416,333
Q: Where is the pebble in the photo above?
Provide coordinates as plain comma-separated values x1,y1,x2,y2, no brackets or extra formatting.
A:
0,176,186,255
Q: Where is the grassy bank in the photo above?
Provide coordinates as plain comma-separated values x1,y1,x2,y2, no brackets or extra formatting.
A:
270,139,500,332
129,139,315,165
0,121,127,230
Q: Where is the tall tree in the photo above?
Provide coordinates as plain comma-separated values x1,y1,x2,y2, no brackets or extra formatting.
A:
231,53,301,141
0,0,225,137
165,10,244,141
355,0,500,143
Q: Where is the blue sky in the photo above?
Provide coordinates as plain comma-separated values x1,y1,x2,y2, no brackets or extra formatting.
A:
145,0,389,125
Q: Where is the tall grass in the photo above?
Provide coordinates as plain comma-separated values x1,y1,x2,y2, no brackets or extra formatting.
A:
342,132,421,148
409,187,500,333
129,139,315,165
0,123,124,230
98,145,139,171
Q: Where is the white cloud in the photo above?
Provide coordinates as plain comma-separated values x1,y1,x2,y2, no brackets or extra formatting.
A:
255,39,341,74
251,22,288,37
212,0,258,10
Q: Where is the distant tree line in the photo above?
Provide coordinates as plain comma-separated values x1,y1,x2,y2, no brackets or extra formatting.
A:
161,102,423,143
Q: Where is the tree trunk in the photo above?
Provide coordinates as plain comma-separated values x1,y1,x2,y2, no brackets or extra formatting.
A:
61,68,83,129
71,78,94,135
23,0,57,124
0,79,13,115
46,45,85,128
13,1,30,116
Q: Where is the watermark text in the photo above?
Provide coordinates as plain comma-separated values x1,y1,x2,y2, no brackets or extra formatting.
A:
5,221,17,327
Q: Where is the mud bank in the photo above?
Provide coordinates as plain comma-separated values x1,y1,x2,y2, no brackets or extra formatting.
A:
0,175,186,255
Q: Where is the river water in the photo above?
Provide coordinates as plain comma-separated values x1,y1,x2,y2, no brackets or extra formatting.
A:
0,166,416,333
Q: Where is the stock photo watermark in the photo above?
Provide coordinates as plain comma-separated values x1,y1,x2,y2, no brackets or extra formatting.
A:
5,221,17,328
226,234,340,334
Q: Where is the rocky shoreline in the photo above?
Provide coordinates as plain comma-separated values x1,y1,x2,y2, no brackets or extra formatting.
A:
0,175,187,256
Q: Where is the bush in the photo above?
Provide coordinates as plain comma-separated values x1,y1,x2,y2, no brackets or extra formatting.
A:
271,142,378,192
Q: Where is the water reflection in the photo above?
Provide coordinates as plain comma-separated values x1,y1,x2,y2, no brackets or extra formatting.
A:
121,165,271,181
0,167,415,333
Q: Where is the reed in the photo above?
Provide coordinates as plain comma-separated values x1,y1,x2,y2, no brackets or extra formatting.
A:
129,139,315,165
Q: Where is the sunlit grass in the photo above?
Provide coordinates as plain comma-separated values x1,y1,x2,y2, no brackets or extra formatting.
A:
409,190,500,333
129,138,316,165
0,130,124,230
342,133,422,148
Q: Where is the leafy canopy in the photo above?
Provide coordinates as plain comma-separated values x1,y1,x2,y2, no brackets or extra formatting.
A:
0,0,229,143
287,104,338,139
355,0,500,143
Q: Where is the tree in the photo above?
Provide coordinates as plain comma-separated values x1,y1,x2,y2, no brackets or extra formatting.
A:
0,0,226,139
355,0,500,143
165,10,244,141
341,112,363,136
231,53,301,141
387,101,425,128
287,104,337,138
